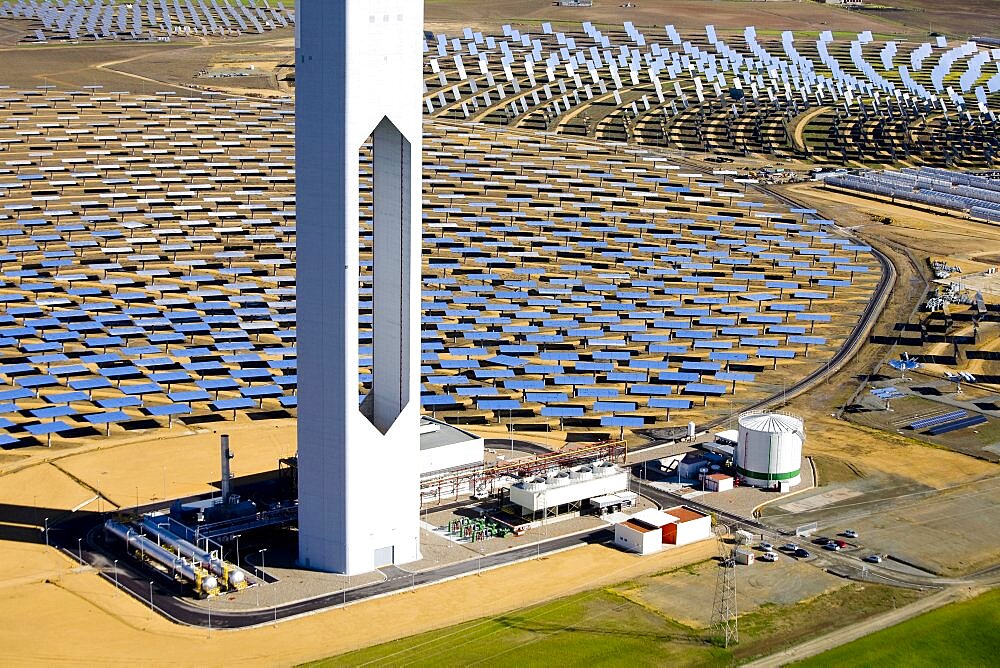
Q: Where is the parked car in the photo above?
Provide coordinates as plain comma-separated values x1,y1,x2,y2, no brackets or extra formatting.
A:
864,554,884,564
782,543,798,552
760,552,778,562
835,539,849,549
759,542,774,552
823,542,840,551
844,530,859,539
795,548,812,558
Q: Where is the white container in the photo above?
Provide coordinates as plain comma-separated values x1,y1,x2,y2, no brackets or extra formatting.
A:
735,412,804,489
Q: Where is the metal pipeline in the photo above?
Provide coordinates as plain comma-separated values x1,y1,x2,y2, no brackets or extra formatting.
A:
140,517,246,588
104,519,219,593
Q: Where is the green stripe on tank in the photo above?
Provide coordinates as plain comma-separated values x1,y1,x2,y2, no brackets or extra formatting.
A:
735,465,800,481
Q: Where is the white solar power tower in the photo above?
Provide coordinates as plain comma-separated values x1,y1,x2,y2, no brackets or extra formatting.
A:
296,0,423,575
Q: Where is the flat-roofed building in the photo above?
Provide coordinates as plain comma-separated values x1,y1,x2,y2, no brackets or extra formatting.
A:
509,462,627,518
615,506,713,554
662,505,712,545
614,508,677,555
705,473,734,493
419,417,484,474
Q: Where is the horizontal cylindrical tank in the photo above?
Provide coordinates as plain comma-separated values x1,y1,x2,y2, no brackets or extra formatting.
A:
140,517,245,588
735,412,804,489
105,520,219,592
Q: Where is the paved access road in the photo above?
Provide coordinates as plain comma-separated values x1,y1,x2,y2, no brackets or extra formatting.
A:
76,513,611,629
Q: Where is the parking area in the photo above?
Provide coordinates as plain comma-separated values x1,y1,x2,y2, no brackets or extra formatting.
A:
761,475,1000,576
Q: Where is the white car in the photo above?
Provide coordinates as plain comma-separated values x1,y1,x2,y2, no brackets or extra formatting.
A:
863,554,883,564
844,530,859,539
760,552,778,562
759,542,774,552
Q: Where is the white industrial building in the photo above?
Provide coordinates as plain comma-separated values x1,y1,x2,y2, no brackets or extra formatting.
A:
508,462,629,518
705,473,734,493
419,418,484,474
662,506,712,545
615,509,675,555
705,429,738,458
714,429,739,447
735,412,805,491
614,506,712,555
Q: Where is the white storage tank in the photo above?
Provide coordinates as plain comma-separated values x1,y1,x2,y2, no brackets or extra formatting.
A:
735,412,804,489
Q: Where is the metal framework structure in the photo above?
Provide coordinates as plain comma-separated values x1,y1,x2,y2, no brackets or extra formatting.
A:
419,440,627,503
710,524,739,648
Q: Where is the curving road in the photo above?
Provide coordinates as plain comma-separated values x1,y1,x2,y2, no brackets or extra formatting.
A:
705,183,897,428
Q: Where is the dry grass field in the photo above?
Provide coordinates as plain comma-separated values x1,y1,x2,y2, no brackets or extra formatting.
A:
0,536,716,666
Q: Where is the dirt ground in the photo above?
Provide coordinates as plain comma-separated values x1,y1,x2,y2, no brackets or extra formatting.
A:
53,420,296,509
763,473,1000,576
859,0,1000,38
0,535,715,666
0,418,296,506
0,33,294,93
781,185,1000,269
789,408,994,489
847,388,1000,462
620,555,847,629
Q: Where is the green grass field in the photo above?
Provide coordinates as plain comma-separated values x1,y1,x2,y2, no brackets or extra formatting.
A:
309,589,727,668
798,587,1000,668
307,580,922,667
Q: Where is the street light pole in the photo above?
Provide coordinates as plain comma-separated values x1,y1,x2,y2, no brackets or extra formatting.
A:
509,408,514,454
233,534,241,567
43,517,49,547
77,537,83,565
113,560,119,588
257,548,267,608
148,581,154,612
